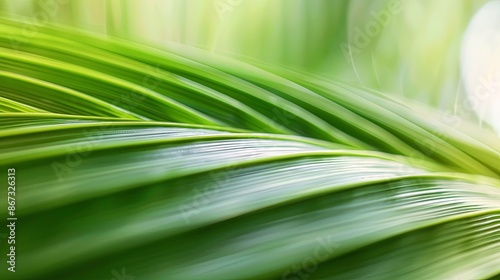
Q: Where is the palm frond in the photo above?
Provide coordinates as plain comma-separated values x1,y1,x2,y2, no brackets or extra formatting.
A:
0,17,499,280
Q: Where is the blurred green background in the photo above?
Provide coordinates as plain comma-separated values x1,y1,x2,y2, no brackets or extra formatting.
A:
1,2,500,279
1,0,498,129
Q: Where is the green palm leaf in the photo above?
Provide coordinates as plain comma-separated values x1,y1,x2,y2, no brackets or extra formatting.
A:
1,18,499,280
